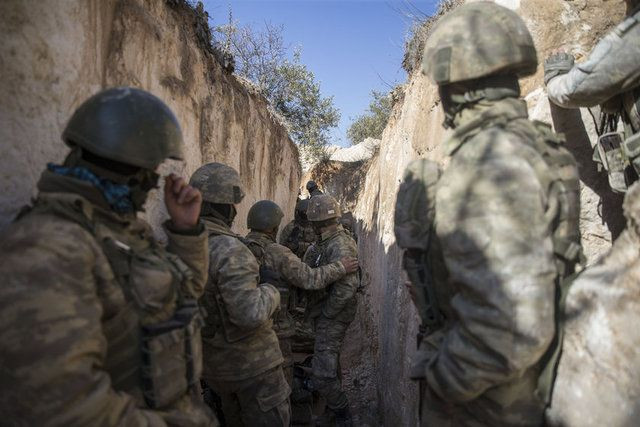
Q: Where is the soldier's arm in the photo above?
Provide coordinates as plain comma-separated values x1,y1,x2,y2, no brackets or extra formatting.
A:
425,146,557,403
0,220,165,425
272,243,346,290
214,237,280,329
322,239,359,319
164,220,209,299
547,20,640,108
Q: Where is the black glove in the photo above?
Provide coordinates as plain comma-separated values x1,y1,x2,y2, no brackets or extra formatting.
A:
544,52,575,85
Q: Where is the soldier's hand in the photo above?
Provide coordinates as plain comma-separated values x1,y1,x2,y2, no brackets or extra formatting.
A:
544,49,575,85
164,173,202,230
340,256,359,274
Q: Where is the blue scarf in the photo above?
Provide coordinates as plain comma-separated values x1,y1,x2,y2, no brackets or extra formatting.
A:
47,163,134,213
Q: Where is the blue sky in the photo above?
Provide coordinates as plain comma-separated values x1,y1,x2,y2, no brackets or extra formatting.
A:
202,0,438,146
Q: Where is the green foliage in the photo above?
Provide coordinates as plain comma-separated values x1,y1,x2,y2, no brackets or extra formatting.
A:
346,90,392,145
214,19,339,159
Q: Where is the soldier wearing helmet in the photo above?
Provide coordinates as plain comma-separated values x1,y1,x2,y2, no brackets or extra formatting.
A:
403,3,582,425
306,180,323,197
190,163,289,426
279,198,317,259
302,194,359,426
242,200,358,386
544,0,640,193
0,87,217,425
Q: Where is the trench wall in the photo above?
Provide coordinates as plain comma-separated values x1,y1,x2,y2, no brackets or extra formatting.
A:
0,0,301,234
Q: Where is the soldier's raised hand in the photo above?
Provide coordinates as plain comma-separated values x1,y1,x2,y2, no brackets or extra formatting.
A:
340,256,359,274
164,173,202,230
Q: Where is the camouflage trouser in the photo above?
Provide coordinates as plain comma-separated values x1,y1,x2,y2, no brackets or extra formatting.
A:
209,366,291,427
419,370,545,427
278,336,294,386
311,303,357,411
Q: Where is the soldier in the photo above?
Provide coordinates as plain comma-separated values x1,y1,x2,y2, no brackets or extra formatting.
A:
279,198,316,259
191,163,290,427
398,3,582,425
304,195,359,427
306,180,324,197
243,199,359,386
544,0,640,193
0,87,216,425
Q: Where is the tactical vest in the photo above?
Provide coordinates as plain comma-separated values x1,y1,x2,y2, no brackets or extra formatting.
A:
201,230,276,344
21,194,204,409
241,236,294,338
395,116,583,406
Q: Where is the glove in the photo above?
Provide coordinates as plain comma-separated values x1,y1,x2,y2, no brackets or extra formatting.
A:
259,265,281,287
544,52,575,85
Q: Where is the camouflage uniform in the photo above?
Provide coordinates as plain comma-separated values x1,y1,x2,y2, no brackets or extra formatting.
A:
304,224,359,416
279,220,316,260
192,164,290,427
545,5,640,191
244,230,347,385
546,5,640,121
405,4,582,426
0,87,216,426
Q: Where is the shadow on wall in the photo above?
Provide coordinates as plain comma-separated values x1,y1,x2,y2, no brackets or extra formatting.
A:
339,187,422,426
549,104,625,240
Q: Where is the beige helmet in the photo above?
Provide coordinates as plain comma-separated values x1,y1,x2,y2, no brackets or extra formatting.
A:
189,162,245,204
307,195,341,222
421,2,538,85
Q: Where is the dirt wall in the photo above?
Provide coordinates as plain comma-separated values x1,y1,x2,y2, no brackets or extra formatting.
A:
308,0,626,424
0,0,301,235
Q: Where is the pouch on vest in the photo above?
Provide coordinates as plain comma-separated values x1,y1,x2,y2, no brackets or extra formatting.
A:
141,300,204,409
596,131,628,193
623,131,640,179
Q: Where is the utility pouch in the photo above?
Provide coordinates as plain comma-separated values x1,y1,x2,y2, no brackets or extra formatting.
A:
141,301,204,408
596,132,628,193
623,131,640,176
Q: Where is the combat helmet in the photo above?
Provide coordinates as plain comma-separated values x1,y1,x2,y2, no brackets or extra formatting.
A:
307,195,341,222
62,87,183,170
247,200,284,231
189,162,245,204
421,2,538,85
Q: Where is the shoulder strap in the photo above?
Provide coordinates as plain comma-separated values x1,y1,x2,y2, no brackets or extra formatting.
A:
240,236,266,266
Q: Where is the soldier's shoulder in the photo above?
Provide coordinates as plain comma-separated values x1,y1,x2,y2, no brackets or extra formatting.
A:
328,231,357,253
2,210,97,251
209,233,246,256
457,122,542,168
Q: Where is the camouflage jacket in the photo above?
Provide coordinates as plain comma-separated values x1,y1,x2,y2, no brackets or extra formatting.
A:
199,217,282,382
0,171,214,426
244,230,346,337
423,98,579,426
547,6,640,133
279,219,316,259
304,225,359,320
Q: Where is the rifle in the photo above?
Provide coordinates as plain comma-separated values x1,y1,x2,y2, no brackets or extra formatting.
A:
404,249,444,346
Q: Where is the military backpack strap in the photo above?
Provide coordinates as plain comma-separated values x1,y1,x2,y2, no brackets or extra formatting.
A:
394,158,445,340
240,236,266,266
